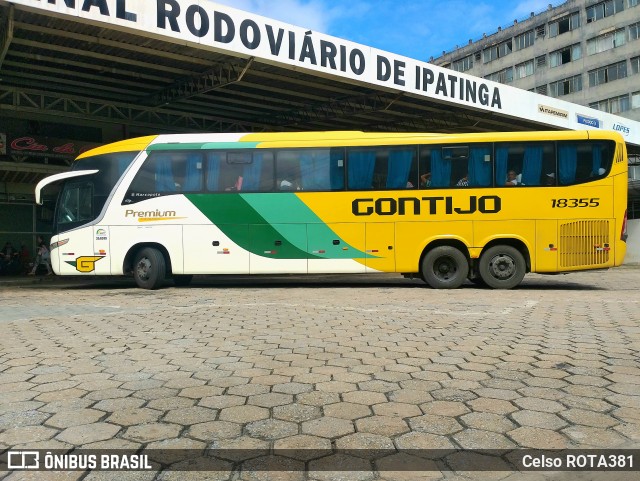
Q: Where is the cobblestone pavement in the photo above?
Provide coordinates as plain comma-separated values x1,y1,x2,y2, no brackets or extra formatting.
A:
0,268,639,481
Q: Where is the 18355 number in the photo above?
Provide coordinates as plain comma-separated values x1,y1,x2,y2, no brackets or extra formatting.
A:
551,198,600,208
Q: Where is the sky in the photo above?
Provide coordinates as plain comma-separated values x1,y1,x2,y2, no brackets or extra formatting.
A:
213,0,558,61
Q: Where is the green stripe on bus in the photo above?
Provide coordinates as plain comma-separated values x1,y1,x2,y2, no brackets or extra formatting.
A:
241,194,370,259
184,193,370,259
185,193,316,259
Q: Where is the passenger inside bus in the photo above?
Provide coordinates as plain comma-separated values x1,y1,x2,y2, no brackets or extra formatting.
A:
505,170,521,186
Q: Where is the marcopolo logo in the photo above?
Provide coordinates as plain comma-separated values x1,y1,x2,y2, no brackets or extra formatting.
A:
576,114,600,128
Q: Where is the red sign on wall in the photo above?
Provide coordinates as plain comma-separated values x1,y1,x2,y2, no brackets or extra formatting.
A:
7,135,99,159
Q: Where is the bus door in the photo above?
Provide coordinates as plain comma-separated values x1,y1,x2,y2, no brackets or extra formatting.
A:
54,179,101,276
249,223,308,274
365,223,395,273
535,220,558,272
307,223,366,273
183,224,250,274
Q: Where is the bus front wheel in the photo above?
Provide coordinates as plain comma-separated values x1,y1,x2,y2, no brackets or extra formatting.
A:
478,245,525,289
421,246,469,289
133,247,166,290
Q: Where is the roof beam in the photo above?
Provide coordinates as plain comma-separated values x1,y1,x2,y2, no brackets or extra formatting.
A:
140,58,255,107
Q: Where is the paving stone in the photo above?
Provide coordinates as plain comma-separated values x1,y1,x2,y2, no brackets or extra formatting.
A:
186,420,242,441
227,384,271,396
560,409,619,428
324,402,372,420
218,405,269,424
335,432,394,458
296,391,340,406
308,453,375,481
511,410,568,430
0,409,50,429
247,392,293,408
372,402,421,418
408,414,463,435
459,412,517,433
273,403,322,423
453,429,517,449
430,389,477,402
272,382,313,395
122,423,182,443
104,408,162,426
210,436,270,461
273,435,332,461
47,409,105,428
178,386,225,399
513,397,565,413
92,397,145,412
147,397,196,411
199,394,246,409
420,401,470,417
163,406,218,425
466,398,517,415
507,426,570,449
302,416,355,438
245,419,298,439
57,422,121,445
355,415,409,437
394,431,455,450
561,425,628,447
1,425,58,446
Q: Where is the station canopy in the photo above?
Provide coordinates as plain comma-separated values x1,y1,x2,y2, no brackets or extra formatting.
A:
1,0,639,186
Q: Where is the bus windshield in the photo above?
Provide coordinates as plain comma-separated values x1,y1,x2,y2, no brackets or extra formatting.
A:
55,152,138,234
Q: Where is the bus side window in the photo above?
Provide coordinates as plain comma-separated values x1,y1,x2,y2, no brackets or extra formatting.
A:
560,141,612,185
495,142,554,187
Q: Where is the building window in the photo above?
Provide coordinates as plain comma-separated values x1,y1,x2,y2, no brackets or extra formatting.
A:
515,59,535,79
632,56,640,74
536,24,546,38
514,30,534,50
630,21,640,41
587,0,625,23
483,40,512,63
549,44,582,67
452,55,473,72
633,91,640,109
484,67,514,84
536,85,548,95
587,29,626,55
630,0,639,7
536,55,547,68
549,12,580,37
549,75,582,97
589,61,628,86
589,94,631,113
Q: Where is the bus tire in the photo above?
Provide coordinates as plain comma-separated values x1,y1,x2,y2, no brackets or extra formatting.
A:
421,246,468,289
173,274,193,287
133,247,166,290
478,245,526,289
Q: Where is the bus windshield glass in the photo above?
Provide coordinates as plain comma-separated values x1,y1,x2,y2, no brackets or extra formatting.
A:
55,152,138,233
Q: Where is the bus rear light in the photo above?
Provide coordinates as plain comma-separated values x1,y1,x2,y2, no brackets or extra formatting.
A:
621,210,628,242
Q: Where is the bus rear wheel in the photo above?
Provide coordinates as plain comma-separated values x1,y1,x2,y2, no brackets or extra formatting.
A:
133,247,166,290
421,246,468,289
478,245,525,289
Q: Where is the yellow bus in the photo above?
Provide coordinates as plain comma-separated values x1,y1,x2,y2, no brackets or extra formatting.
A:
35,130,628,289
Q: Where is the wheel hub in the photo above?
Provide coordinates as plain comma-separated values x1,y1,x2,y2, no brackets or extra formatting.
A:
489,255,515,279
435,257,456,279
136,258,151,280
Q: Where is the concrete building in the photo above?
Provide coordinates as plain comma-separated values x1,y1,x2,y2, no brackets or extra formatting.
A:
432,0,640,122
